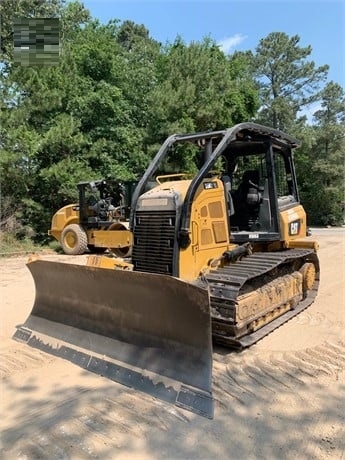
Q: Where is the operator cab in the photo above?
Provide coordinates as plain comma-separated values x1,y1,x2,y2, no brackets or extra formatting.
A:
221,136,300,244
77,179,127,227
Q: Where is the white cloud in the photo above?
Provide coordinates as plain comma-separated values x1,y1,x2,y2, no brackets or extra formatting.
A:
217,34,247,54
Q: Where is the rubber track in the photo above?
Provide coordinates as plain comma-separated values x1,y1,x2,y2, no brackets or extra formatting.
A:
202,249,320,349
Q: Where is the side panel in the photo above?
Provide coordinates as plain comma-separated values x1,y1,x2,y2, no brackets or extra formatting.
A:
87,229,133,248
49,204,79,240
179,178,230,281
279,204,307,244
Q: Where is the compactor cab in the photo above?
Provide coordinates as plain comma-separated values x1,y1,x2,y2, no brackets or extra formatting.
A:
78,179,128,225
16,123,319,419
49,179,133,256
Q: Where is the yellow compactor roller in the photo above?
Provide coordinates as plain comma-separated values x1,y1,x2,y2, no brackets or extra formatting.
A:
14,123,319,418
48,178,133,257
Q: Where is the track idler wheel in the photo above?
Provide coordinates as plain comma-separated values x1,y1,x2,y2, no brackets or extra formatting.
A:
299,262,316,293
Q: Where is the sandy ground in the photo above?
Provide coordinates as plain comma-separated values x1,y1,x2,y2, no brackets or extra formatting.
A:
0,228,344,459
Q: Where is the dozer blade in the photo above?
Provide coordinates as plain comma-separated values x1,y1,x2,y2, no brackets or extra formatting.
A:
14,260,213,418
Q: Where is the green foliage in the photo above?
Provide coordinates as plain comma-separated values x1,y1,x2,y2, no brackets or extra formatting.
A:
300,186,343,226
18,198,49,241
252,32,329,130
295,82,345,225
0,231,45,255
149,37,259,140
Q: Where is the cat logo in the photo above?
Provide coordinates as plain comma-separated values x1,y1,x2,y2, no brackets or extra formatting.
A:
289,219,301,235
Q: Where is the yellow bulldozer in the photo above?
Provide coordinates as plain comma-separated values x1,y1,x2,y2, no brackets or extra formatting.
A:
14,123,319,419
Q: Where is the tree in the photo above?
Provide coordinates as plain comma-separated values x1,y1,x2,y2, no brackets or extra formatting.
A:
252,32,329,130
116,20,155,51
0,8,158,240
116,20,161,131
297,82,345,225
0,1,95,239
149,37,259,142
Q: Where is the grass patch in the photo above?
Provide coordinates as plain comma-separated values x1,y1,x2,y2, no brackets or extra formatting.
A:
48,239,64,253
0,232,50,256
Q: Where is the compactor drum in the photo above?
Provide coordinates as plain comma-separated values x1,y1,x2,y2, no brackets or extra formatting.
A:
15,123,319,418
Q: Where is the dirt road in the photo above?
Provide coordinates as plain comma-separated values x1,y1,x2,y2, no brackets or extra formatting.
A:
1,228,344,459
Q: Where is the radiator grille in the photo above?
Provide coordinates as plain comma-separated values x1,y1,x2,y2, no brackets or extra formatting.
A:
132,210,176,275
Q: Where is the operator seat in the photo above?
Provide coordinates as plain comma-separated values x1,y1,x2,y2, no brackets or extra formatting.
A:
232,169,262,230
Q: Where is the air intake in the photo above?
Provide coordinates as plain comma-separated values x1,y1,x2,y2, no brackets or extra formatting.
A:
132,210,177,275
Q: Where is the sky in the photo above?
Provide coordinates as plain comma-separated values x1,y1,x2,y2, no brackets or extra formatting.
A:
79,0,345,88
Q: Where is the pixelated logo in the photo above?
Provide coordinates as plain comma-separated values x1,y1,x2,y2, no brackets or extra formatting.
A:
289,219,301,236
13,18,60,67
